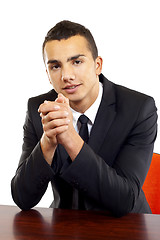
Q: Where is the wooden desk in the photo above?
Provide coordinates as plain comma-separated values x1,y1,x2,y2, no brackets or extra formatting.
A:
0,205,160,240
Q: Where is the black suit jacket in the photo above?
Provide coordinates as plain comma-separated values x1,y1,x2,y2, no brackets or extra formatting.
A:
11,74,157,216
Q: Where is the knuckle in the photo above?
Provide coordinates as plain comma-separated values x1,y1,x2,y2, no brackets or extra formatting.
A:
63,111,69,117
41,117,46,124
43,124,48,132
47,112,53,120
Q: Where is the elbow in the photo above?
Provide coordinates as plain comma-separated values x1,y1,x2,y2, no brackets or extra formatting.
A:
112,200,134,217
11,178,34,211
107,188,135,217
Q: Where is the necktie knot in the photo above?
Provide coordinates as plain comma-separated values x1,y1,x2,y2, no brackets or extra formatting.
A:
78,115,89,143
78,115,89,124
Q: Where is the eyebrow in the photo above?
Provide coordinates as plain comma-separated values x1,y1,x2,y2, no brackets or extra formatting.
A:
47,54,86,65
67,54,86,62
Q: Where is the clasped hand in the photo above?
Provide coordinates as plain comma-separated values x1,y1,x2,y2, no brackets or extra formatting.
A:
38,93,73,147
38,93,84,164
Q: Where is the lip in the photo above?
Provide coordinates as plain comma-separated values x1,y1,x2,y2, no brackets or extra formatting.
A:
62,84,81,94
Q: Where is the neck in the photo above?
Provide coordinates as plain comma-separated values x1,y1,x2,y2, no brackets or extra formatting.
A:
70,83,100,113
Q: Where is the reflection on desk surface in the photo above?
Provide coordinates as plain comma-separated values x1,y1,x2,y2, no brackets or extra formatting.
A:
0,205,160,240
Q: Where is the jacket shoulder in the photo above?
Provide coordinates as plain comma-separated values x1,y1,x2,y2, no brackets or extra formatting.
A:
114,83,157,112
101,74,157,120
28,89,57,110
114,83,151,101
101,74,156,109
111,85,157,135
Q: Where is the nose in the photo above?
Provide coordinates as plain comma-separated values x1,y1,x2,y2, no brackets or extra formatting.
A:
61,65,75,82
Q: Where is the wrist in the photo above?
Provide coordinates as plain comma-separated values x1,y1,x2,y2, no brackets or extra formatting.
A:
63,132,84,161
40,133,57,165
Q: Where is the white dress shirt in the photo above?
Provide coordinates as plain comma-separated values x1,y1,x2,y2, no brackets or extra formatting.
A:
71,82,103,135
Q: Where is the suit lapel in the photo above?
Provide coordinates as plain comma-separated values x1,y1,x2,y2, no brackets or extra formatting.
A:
88,75,116,154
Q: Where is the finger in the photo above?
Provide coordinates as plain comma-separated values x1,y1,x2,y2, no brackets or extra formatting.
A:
55,97,64,103
43,117,70,131
38,101,60,114
56,93,69,105
45,125,69,138
40,110,69,124
43,120,69,138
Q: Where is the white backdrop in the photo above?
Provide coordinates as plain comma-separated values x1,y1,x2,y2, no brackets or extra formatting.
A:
0,0,159,207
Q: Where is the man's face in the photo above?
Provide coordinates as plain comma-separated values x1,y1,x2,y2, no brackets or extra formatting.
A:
44,35,102,112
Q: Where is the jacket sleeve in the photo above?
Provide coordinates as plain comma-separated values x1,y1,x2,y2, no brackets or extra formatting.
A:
60,96,158,216
11,99,55,210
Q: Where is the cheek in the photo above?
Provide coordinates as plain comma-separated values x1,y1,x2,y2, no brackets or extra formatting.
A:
49,78,61,93
49,71,61,86
51,80,61,92
75,63,93,78
76,64,97,87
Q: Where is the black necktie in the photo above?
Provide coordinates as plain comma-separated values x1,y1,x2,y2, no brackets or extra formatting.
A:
75,115,89,210
72,115,89,210
78,115,89,143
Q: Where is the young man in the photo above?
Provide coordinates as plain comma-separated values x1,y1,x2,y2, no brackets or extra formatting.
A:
11,20,157,217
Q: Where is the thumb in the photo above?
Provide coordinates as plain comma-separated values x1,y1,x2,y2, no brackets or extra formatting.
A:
56,93,69,105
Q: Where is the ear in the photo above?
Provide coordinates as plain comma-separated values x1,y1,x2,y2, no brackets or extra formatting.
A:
95,56,103,75
46,69,52,85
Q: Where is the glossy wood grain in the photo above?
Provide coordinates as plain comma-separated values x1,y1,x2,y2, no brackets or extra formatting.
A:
0,205,160,240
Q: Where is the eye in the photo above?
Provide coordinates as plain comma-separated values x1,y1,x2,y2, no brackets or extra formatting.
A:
73,60,82,65
50,64,61,71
